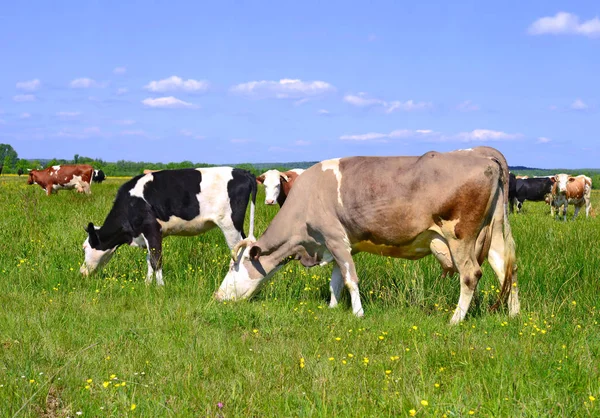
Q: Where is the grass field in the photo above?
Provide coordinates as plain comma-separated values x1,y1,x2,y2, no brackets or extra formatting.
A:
1,175,599,417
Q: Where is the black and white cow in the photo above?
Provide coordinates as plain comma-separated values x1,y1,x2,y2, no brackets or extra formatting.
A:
80,167,257,285
92,169,106,183
511,177,553,213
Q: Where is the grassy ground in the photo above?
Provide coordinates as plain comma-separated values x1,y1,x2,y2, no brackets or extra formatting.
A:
1,176,599,417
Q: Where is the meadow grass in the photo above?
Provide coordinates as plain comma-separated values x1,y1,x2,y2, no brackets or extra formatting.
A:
1,176,599,417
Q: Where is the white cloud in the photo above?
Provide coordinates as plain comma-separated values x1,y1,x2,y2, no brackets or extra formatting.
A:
13,94,36,102
16,79,41,91
537,137,551,143
144,76,209,93
528,12,600,38
84,127,101,134
116,88,128,95
121,129,146,136
179,129,205,139
318,109,330,115
113,67,127,75
56,111,81,118
20,112,31,119
231,78,335,99
70,78,107,88
142,96,198,109
456,100,480,112
53,126,103,139
344,92,431,113
340,132,390,141
340,128,521,143
114,119,136,125
571,99,588,110
456,129,522,142
295,140,311,146
230,138,252,143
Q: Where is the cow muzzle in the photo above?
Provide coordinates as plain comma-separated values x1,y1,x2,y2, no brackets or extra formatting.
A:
265,199,275,205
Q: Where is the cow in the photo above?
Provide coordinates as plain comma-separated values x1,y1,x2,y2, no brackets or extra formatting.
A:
515,175,529,179
550,174,592,221
92,169,106,183
256,169,305,206
143,169,160,174
80,167,257,286
508,173,517,213
216,147,520,324
511,177,554,213
0,164,3,175
27,164,94,196
17,168,24,176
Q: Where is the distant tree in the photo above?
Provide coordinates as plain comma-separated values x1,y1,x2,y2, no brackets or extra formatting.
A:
45,159,59,168
0,144,18,170
73,154,80,164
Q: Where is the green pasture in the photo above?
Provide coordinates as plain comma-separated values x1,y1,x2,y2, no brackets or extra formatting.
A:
1,175,599,417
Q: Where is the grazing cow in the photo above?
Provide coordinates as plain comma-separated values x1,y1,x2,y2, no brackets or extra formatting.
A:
516,175,529,179
508,173,517,213
17,168,24,176
27,164,93,196
80,168,257,285
550,174,592,221
92,169,106,183
143,169,159,174
216,147,519,324
0,164,3,175
511,177,554,213
256,169,305,206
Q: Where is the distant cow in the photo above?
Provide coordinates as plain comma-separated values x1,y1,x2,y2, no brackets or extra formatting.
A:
143,169,159,174
217,147,519,324
0,164,3,175
516,175,529,179
550,174,592,221
27,164,94,196
17,168,24,176
256,169,305,206
511,177,554,213
92,169,106,183
80,168,257,285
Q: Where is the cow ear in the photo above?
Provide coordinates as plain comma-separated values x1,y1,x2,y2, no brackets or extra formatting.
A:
551,176,556,183
249,245,262,260
280,173,290,182
256,175,265,184
86,222,100,247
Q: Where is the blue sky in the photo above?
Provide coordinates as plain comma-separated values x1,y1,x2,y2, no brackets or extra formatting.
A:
1,1,598,168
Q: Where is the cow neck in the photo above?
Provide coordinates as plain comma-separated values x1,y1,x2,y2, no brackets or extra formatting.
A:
96,206,133,250
255,202,306,267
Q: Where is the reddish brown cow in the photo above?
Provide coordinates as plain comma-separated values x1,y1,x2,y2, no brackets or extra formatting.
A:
550,174,592,221
256,169,305,206
27,164,94,196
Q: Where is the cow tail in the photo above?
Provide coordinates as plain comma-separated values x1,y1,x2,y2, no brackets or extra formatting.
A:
490,156,517,312
248,172,257,239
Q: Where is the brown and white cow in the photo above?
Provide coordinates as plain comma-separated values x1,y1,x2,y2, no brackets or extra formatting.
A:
256,169,305,206
143,169,160,174
216,147,519,324
27,164,94,196
550,174,592,221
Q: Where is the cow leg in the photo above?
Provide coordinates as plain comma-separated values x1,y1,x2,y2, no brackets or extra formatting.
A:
562,204,567,222
573,204,582,220
585,197,591,217
448,240,482,324
329,264,344,308
516,200,523,213
82,182,91,194
143,224,164,285
219,222,243,250
46,184,53,196
328,246,363,317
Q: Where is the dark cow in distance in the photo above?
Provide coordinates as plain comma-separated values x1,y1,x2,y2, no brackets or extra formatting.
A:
81,167,257,286
92,169,106,183
17,168,24,176
217,147,520,324
27,164,94,196
511,177,553,213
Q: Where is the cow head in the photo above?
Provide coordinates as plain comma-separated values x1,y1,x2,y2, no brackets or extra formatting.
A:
552,174,573,195
215,239,276,301
256,170,289,205
27,170,36,185
80,222,117,276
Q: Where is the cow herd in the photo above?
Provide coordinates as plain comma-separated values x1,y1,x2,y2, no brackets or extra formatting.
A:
508,173,593,221
19,146,595,323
